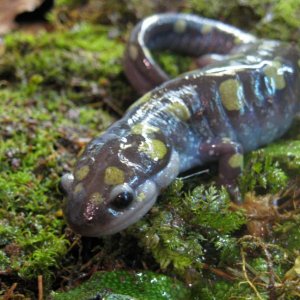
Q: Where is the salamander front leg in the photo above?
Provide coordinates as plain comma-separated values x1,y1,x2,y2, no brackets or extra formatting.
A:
200,138,244,204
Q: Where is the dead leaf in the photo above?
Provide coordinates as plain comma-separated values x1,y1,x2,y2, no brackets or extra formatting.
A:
0,0,43,34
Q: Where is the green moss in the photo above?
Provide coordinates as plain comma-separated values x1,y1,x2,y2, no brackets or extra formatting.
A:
274,218,300,252
51,271,191,300
240,117,299,196
0,20,116,289
186,0,240,19
186,0,300,42
240,152,288,195
261,0,300,40
263,140,300,176
55,0,82,7
1,1,300,299
0,250,10,270
184,185,246,233
1,23,128,111
18,232,68,281
195,245,291,299
77,106,113,129
129,181,245,273
153,51,193,78
196,280,257,300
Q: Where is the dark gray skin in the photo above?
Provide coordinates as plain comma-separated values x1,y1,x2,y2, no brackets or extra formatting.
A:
62,13,300,237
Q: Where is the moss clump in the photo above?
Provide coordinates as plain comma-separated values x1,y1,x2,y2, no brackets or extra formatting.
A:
129,181,246,273
186,0,300,42
1,22,127,108
274,217,300,253
240,152,288,195
0,18,118,293
240,117,300,195
153,51,194,78
263,140,300,177
51,270,191,300
196,280,256,300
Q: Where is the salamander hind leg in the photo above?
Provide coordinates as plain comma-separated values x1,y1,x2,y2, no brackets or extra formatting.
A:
200,138,244,204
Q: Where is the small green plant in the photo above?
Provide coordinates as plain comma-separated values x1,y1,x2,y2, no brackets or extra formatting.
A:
240,151,288,195
129,181,246,273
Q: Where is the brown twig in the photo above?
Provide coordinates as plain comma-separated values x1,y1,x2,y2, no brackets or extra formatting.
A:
79,250,104,272
3,282,17,300
240,249,264,300
38,275,43,300
260,242,277,300
202,263,236,281
240,236,279,300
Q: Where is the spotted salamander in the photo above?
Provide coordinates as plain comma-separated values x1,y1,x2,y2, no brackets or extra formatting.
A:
62,13,300,236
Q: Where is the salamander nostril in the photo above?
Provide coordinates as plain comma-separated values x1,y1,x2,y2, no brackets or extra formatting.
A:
111,191,134,210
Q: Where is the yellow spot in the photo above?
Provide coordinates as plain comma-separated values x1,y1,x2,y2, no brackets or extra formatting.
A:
234,36,242,44
75,165,90,181
139,139,167,161
89,192,103,205
264,61,286,90
143,46,152,59
201,24,212,34
174,19,186,33
55,209,63,218
104,167,125,185
228,153,243,169
129,44,138,60
222,137,232,143
219,79,245,111
127,91,152,110
137,192,146,202
74,183,84,194
131,123,160,135
165,101,190,121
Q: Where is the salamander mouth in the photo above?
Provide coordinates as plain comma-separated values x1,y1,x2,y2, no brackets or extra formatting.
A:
98,194,158,236
95,179,159,236
66,178,159,236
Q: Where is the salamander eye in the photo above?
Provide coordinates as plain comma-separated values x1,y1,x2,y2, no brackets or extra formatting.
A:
111,191,134,210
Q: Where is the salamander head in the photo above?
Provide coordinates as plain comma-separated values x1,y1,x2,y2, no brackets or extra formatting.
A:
61,126,179,236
